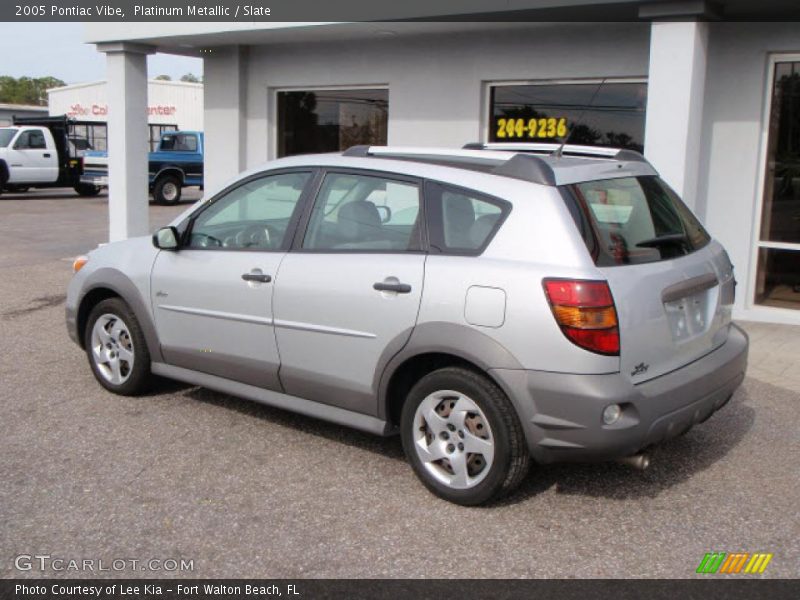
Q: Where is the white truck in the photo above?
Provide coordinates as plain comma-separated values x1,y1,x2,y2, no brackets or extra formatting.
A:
0,116,100,197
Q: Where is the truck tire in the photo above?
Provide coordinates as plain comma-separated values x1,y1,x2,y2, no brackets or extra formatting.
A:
74,183,101,197
153,174,182,205
0,163,7,195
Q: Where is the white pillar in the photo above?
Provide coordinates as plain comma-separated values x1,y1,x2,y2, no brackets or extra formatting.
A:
97,42,154,242
644,21,708,211
204,46,247,194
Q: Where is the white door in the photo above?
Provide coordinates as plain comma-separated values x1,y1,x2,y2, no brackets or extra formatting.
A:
273,171,426,414
6,129,58,183
151,170,315,389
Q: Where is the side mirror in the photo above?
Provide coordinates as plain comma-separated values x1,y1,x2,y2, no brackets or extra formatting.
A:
375,205,392,224
153,226,179,250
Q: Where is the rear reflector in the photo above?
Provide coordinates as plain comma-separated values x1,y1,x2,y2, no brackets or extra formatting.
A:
543,278,619,355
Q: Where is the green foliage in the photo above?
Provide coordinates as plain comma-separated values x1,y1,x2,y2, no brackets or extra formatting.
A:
0,75,66,106
179,73,201,83
154,74,172,81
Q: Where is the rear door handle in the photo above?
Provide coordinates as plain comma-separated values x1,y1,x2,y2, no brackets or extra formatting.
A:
373,281,412,294
43,153,51,158
242,272,272,283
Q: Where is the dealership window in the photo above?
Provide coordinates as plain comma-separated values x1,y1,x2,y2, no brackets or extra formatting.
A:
756,60,800,310
277,88,388,158
149,124,178,152
488,81,647,152
69,122,108,152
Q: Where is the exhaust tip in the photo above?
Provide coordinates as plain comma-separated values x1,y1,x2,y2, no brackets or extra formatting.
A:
616,453,650,471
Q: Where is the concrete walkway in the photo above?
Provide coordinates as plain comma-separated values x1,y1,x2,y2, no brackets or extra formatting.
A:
738,321,800,392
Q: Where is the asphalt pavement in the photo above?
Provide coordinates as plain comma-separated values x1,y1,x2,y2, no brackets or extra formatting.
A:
0,189,798,578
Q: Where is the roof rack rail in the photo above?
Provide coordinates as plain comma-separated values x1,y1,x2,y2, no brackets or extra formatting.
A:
342,145,371,157
491,154,556,186
463,142,648,163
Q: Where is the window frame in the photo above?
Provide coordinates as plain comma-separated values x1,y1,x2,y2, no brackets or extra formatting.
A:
292,167,428,255
270,84,390,160
482,77,648,147
423,180,512,257
178,167,321,253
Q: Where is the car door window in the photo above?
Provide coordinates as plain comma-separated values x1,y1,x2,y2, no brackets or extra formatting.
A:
188,171,311,250
303,173,422,251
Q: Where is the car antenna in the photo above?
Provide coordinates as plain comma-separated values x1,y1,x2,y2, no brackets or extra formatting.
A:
552,77,607,158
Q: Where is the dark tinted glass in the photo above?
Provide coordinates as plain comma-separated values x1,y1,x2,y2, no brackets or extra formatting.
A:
425,182,510,255
490,82,647,152
755,247,800,309
277,89,388,157
760,62,800,244
566,176,710,266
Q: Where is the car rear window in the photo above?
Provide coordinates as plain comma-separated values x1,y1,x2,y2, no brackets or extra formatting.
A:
562,176,711,266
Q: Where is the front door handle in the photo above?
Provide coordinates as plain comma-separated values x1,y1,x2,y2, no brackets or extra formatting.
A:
373,281,412,294
43,153,51,158
242,272,272,283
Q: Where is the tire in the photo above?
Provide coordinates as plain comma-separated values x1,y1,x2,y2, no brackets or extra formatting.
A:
84,298,152,396
74,183,101,197
153,174,182,205
401,367,530,506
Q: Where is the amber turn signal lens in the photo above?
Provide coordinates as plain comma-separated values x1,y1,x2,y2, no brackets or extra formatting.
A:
72,255,89,273
552,305,618,329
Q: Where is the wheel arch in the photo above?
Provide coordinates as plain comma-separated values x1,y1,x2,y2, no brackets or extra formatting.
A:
76,270,163,362
153,166,185,185
377,322,524,428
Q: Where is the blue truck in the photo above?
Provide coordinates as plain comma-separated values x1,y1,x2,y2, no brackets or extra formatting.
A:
81,131,204,205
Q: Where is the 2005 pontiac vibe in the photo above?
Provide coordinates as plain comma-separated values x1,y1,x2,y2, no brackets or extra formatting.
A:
66,143,748,505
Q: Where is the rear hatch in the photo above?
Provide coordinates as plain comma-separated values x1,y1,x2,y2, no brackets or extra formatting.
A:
563,175,736,383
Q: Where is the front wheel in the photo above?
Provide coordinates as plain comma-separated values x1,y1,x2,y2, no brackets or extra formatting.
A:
401,367,530,506
153,174,181,205
85,298,152,396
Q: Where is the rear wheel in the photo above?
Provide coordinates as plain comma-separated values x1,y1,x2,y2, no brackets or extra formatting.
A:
85,298,152,396
74,183,101,197
401,367,530,505
153,174,181,205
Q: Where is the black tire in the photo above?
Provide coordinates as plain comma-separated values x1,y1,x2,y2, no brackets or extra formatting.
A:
400,367,530,506
153,174,182,205
0,165,7,195
74,183,102,197
84,298,152,396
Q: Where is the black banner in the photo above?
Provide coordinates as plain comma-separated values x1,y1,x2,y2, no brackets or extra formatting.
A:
3,0,800,22
2,579,800,600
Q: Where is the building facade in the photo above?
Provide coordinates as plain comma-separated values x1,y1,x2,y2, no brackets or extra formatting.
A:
48,79,203,151
0,103,48,126
85,12,800,325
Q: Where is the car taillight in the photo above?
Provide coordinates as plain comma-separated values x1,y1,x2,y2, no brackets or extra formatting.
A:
543,278,619,355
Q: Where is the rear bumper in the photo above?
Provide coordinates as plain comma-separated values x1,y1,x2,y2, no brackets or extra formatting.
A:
491,323,749,463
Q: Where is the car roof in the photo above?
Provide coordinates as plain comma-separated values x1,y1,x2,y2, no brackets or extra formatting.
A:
337,145,659,186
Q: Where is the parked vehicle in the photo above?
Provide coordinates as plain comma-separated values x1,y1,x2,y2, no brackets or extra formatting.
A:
81,131,204,205
0,116,100,196
66,144,748,505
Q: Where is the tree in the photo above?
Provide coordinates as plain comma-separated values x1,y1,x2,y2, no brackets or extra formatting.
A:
180,73,201,83
0,75,66,106
154,74,172,81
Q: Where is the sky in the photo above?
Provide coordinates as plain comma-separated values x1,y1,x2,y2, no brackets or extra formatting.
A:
0,23,203,84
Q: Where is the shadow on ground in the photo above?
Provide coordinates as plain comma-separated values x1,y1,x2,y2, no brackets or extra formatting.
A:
167,379,755,506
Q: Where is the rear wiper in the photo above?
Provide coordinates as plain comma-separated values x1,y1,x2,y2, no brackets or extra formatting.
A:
636,233,689,248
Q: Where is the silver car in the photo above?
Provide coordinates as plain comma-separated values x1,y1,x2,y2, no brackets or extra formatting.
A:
66,143,748,505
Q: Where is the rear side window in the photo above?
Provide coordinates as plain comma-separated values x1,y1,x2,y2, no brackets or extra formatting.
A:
564,176,710,266
425,182,510,254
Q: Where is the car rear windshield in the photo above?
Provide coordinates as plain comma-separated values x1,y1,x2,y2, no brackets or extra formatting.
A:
561,176,711,266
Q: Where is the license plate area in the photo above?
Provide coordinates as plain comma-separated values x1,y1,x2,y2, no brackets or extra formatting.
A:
664,289,716,342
